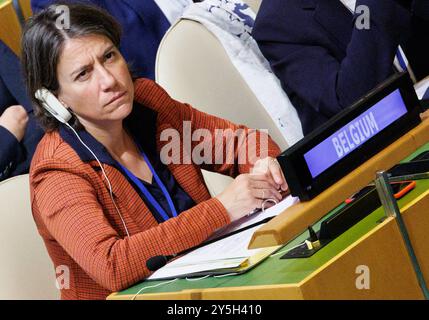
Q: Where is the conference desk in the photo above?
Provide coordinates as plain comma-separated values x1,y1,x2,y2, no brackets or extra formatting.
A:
108,125,429,300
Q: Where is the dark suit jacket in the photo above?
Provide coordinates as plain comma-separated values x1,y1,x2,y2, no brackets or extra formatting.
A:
253,0,429,135
0,40,44,181
31,0,171,80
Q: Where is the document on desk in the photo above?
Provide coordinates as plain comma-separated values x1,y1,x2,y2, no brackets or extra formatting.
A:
415,76,429,100
208,195,299,241
147,225,279,281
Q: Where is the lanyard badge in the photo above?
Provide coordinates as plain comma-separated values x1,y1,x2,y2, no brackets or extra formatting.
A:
118,151,178,222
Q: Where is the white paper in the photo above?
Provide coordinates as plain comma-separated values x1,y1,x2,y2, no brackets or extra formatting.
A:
147,258,247,280
415,76,429,100
208,195,299,241
147,225,265,280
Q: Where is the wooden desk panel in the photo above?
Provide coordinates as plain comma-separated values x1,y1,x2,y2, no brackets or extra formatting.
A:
0,1,22,56
109,213,424,300
109,175,429,299
18,0,32,20
401,189,429,288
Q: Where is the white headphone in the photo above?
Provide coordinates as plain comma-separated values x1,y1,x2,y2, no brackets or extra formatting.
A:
35,88,72,124
34,88,130,237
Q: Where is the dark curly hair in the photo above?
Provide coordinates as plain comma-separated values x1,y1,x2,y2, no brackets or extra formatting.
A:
21,1,122,131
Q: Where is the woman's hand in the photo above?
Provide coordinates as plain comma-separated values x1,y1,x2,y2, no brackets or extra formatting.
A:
0,105,29,142
252,157,288,192
215,157,288,222
420,109,429,121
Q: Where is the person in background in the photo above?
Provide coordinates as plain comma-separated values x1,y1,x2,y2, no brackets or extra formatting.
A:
31,0,194,80
23,3,288,299
253,0,429,135
0,40,44,182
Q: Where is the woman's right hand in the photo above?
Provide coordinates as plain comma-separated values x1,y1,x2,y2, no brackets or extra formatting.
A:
0,105,29,142
216,173,283,222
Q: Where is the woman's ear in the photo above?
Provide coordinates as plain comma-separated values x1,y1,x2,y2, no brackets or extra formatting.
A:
56,89,68,109
58,98,71,110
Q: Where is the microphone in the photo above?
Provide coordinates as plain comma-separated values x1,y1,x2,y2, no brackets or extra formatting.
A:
146,254,176,271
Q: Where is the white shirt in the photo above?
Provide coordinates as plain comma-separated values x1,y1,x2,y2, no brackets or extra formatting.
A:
340,0,356,12
182,1,304,145
154,0,193,24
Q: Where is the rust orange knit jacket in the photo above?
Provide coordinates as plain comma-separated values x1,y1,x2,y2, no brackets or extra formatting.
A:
30,79,281,300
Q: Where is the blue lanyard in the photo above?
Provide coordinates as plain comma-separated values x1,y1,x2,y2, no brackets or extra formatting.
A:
118,151,178,221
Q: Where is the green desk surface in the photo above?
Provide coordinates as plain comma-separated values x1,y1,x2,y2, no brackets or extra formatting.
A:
115,143,429,298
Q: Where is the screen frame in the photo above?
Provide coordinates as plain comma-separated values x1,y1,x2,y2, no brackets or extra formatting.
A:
277,72,422,200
